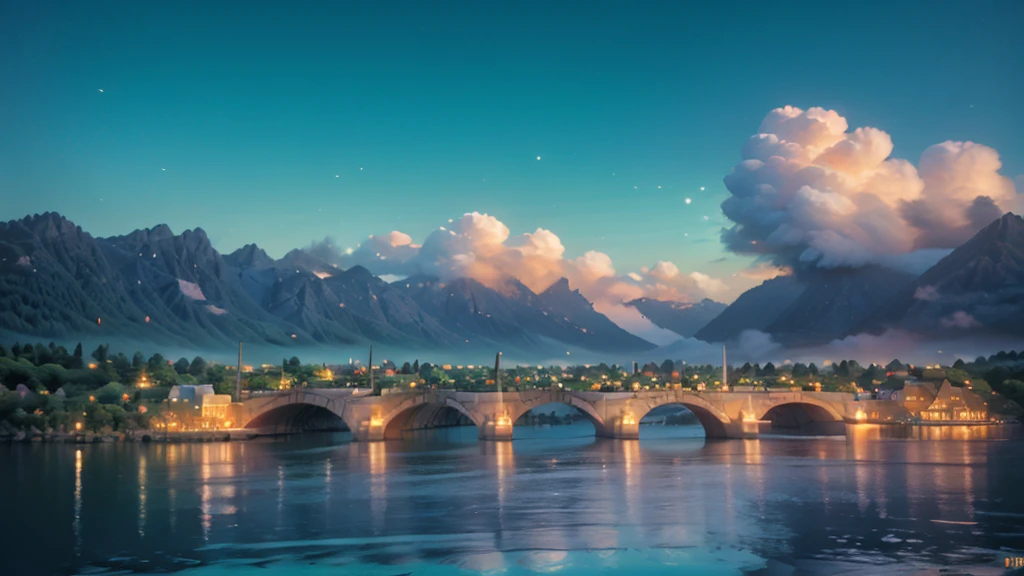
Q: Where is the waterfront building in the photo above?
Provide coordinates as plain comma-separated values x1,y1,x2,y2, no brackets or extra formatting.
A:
894,382,938,415
164,385,239,429
919,380,988,422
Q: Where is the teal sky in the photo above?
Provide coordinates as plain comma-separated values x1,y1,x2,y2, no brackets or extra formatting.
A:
2,0,1021,284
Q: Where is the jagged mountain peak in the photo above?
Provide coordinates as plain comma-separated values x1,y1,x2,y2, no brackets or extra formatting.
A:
856,212,1024,337
540,277,575,296
225,243,274,269
342,264,377,280
627,297,728,339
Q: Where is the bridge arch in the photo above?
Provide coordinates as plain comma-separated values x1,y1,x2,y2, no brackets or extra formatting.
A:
510,396,606,427
507,400,605,438
242,390,356,434
758,400,845,435
634,396,731,439
380,395,482,440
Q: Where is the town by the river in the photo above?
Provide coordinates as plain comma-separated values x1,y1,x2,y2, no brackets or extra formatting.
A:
3,423,1023,576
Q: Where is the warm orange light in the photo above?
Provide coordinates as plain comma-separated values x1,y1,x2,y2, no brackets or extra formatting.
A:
621,413,636,426
74,422,83,431
88,396,96,402
409,381,417,388
496,414,512,427
122,393,130,401
855,408,866,421
223,421,232,428
370,414,384,427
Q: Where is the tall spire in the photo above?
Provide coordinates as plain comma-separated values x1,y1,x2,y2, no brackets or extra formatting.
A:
495,351,503,409
369,345,377,395
234,341,243,401
722,345,728,391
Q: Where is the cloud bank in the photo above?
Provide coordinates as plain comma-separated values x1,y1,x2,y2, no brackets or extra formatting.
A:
721,105,1019,271
306,212,733,344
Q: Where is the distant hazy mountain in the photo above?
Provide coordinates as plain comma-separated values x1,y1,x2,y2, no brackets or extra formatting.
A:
395,276,654,353
0,213,655,355
764,265,916,347
626,297,727,338
534,278,655,352
694,275,805,343
857,213,1024,338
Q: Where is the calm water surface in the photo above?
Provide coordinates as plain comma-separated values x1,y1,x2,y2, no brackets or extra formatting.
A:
3,424,1024,575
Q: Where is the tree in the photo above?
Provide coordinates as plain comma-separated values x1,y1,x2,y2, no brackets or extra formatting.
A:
91,344,109,364
997,379,1024,400
33,343,53,365
885,359,905,372
189,356,208,379
106,405,129,431
288,356,301,368
660,359,675,375
148,353,166,372
132,352,145,369
808,363,819,375
834,360,849,377
94,382,126,404
84,404,113,433
247,375,276,391
69,343,84,369
412,359,420,373
401,362,413,375
761,362,776,376
970,379,992,394
419,362,433,379
174,357,190,375
792,363,809,378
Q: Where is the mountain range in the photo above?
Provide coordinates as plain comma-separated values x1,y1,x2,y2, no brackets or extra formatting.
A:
0,213,656,356
691,213,1024,347
1,212,1022,357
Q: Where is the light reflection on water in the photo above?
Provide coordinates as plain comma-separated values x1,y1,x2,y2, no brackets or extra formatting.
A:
1,423,1022,576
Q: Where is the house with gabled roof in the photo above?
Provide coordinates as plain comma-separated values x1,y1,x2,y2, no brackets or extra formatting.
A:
919,380,988,422
894,381,938,415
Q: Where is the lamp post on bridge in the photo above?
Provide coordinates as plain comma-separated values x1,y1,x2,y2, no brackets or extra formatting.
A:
490,351,512,439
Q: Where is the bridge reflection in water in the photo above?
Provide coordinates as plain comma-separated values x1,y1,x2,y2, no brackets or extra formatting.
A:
240,388,858,441
32,423,1015,576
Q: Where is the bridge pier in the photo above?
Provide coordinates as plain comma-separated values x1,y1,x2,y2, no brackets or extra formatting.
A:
595,415,640,440
479,417,514,441
722,418,772,439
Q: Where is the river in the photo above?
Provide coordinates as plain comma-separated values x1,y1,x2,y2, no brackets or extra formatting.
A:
2,423,1023,575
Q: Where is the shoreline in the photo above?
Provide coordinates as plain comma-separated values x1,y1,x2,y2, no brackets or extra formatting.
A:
0,429,262,444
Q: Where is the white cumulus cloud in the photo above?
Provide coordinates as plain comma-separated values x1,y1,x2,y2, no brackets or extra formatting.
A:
721,105,1019,271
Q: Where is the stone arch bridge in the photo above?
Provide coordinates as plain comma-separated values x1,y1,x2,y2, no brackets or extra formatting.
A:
239,388,855,441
